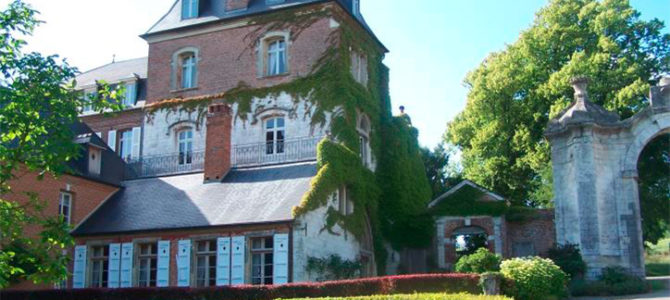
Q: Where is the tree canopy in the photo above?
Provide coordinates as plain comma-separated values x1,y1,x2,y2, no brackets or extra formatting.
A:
445,0,670,211
0,0,122,287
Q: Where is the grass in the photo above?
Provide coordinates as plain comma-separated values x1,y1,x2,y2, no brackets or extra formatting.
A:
278,293,512,300
645,237,670,276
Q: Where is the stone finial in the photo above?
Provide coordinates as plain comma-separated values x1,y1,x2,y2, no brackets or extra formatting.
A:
571,76,589,103
399,105,405,114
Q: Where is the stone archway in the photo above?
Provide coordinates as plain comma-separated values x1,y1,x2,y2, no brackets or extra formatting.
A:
546,77,670,279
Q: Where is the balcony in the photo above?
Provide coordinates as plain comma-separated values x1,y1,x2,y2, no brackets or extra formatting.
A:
125,150,205,179
232,136,321,167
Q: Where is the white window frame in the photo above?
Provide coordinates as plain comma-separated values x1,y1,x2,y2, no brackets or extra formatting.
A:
266,39,287,76
119,129,133,161
123,82,137,107
195,239,217,287
137,242,158,287
182,0,199,19
58,192,72,224
89,245,109,288
181,54,197,89
251,236,273,285
265,117,285,155
82,89,94,113
178,129,194,165
357,115,371,167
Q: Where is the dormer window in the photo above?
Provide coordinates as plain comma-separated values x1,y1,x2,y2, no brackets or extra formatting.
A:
267,39,287,76
182,0,199,19
81,90,95,113
353,0,360,16
265,117,285,155
123,82,137,107
88,147,102,175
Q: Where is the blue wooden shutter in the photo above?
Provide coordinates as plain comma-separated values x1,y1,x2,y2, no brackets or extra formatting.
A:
273,233,289,284
231,236,245,285
108,243,121,288
216,237,231,286
120,243,134,287
73,245,87,288
157,240,171,287
177,239,191,287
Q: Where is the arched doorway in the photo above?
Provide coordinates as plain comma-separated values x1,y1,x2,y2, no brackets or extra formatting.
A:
451,226,490,257
546,77,670,279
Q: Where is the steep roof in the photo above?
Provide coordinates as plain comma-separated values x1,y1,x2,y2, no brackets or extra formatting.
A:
75,57,148,88
72,162,317,235
143,0,387,52
68,122,126,186
428,180,504,208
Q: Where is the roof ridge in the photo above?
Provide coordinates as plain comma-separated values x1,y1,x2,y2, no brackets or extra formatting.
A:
78,56,148,76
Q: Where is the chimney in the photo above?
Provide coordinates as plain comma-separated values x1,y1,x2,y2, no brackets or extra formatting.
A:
204,103,232,182
226,0,250,11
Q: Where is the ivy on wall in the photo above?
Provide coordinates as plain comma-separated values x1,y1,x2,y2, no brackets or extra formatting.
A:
429,184,508,217
305,254,363,281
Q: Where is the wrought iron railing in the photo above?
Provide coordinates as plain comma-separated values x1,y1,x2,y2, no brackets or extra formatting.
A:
125,150,205,179
232,136,322,167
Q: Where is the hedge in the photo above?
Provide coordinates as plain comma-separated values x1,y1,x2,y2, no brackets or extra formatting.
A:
279,293,512,300
1,273,481,300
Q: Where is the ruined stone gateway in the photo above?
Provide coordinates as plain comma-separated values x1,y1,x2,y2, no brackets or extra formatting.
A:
546,76,670,279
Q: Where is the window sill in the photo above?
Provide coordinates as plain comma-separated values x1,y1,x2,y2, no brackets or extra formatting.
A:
259,72,291,80
170,87,199,93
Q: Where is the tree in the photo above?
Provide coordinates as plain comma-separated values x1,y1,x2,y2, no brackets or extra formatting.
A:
445,0,670,211
420,143,450,198
638,134,670,245
0,1,122,287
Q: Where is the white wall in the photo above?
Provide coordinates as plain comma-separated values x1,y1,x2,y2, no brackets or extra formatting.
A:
142,109,207,157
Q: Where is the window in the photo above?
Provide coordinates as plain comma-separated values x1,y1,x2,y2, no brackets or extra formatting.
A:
352,0,360,16
182,0,199,19
88,147,101,175
119,130,133,161
58,192,72,224
265,117,285,155
82,90,94,113
178,129,193,165
137,243,158,287
266,0,285,4
351,53,368,85
357,115,371,167
266,39,286,76
90,245,109,288
251,237,273,285
334,186,353,215
195,240,216,287
181,53,197,89
123,82,137,107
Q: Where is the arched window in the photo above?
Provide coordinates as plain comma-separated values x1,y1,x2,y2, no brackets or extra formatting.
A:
265,117,285,155
178,129,193,165
358,115,371,167
267,39,286,76
172,48,199,90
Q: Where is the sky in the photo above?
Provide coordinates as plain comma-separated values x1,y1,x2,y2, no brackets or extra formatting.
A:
5,0,670,147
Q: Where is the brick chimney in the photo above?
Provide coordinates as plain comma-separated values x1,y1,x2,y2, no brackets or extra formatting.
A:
204,103,232,182
226,0,250,11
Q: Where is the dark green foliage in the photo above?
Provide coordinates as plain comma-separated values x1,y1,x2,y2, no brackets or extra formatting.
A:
420,143,451,198
429,184,507,217
638,134,670,245
377,116,435,249
455,248,502,274
570,266,648,296
306,255,362,281
645,263,670,276
546,243,587,279
457,234,489,257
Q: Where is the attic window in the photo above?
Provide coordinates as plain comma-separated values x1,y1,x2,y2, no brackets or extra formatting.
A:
182,0,199,19
353,0,360,16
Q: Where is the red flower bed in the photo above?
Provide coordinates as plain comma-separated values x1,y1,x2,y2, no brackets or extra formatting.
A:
1,273,481,300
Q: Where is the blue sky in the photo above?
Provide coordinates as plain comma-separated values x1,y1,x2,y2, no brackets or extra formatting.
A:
11,0,670,147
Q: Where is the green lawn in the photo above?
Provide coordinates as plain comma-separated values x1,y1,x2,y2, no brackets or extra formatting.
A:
645,237,670,276
279,293,511,300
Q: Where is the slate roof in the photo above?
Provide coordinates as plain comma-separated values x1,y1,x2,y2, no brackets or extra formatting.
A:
144,0,386,52
72,162,318,235
75,57,148,88
68,122,126,186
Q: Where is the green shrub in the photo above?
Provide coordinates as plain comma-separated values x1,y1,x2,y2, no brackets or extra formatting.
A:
569,266,649,296
455,248,502,273
280,293,512,300
546,243,586,279
500,257,568,300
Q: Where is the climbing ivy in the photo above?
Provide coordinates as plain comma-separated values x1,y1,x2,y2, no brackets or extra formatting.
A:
429,184,508,217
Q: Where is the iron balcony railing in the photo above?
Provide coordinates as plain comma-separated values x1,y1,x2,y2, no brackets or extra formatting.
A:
232,136,322,167
125,150,205,179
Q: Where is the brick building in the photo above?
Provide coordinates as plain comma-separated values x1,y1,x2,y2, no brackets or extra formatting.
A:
37,0,386,290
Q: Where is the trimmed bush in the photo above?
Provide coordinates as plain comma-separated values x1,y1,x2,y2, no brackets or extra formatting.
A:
0,273,481,300
280,292,512,300
570,266,648,296
546,243,586,279
455,248,501,273
500,257,568,300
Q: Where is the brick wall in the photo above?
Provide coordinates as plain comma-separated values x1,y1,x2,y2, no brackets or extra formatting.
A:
204,103,232,181
73,222,291,288
5,170,119,290
80,108,144,148
226,0,250,11
504,209,556,257
146,4,337,104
